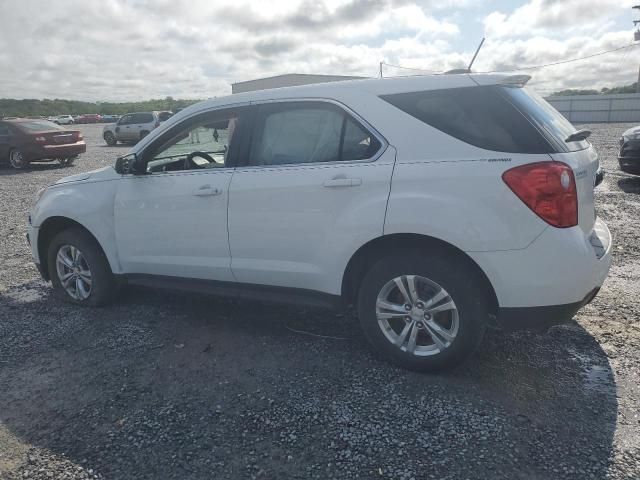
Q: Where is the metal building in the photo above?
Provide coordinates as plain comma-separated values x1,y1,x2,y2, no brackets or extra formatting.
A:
545,93,640,123
231,74,366,94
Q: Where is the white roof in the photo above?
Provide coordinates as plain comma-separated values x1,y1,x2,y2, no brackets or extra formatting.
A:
133,73,525,152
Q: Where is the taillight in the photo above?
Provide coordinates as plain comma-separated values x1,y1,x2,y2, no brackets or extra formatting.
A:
502,161,578,228
34,136,47,144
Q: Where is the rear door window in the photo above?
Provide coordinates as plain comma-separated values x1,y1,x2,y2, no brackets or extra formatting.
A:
380,86,554,154
249,102,382,166
133,113,154,124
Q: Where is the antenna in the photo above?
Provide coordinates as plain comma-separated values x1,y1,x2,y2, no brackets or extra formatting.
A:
467,37,485,72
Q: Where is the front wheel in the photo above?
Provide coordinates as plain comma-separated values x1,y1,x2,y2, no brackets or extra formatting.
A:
47,228,118,306
357,250,487,372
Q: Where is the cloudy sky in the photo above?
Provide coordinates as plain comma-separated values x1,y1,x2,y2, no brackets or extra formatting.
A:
0,0,638,101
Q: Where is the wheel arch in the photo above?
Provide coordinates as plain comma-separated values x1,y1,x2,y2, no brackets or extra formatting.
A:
341,233,499,317
37,216,110,281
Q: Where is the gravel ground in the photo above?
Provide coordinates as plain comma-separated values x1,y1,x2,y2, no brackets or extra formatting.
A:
0,123,639,480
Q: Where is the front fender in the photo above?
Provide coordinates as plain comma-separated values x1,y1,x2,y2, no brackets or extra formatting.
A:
31,180,122,273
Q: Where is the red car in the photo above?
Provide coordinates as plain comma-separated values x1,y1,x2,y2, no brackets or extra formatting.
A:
0,119,86,169
77,114,102,124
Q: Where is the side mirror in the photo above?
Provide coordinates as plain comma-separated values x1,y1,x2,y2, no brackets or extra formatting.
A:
115,153,141,175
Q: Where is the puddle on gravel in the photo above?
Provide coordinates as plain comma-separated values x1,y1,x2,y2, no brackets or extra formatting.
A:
567,348,615,396
3,285,46,304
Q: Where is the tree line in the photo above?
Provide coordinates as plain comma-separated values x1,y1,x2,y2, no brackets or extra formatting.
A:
0,96,201,117
550,82,639,96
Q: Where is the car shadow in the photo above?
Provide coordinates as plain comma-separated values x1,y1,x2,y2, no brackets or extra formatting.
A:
618,176,640,194
97,143,134,148
0,162,72,175
0,282,618,479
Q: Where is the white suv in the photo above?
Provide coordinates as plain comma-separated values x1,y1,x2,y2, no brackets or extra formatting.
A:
47,115,74,125
27,74,612,371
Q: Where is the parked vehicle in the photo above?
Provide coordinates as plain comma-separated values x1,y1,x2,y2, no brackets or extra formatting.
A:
156,111,173,122
77,114,102,124
47,115,75,125
101,114,120,123
1,118,85,169
102,112,161,145
27,74,612,371
618,126,640,174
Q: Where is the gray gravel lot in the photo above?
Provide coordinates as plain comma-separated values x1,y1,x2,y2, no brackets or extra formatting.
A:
0,123,639,479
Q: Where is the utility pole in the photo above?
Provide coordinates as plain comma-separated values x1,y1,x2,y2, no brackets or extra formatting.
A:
634,6,640,92
379,61,383,78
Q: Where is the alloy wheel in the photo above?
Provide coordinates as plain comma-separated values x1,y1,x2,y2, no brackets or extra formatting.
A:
55,244,93,300
376,275,459,356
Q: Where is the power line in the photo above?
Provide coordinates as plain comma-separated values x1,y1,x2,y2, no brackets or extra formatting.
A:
480,42,639,73
381,42,639,76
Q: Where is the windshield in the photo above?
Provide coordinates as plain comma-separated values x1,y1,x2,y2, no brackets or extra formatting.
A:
500,86,589,152
13,120,65,132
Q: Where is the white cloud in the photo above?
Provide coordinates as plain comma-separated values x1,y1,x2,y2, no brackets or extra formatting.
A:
484,0,632,38
0,0,637,101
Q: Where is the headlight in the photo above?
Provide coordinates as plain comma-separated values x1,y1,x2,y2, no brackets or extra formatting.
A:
34,187,47,204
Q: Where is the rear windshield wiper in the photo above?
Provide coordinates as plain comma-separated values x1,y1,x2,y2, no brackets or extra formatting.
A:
565,129,591,143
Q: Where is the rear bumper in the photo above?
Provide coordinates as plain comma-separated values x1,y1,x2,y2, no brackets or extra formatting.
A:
496,288,600,332
468,217,612,328
24,141,86,161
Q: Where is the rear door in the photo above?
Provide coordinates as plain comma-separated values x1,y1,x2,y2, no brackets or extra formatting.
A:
227,100,394,294
115,114,134,141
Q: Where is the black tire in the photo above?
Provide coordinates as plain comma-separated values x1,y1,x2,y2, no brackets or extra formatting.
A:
47,227,118,306
104,131,117,146
8,148,28,169
357,249,488,372
58,156,76,166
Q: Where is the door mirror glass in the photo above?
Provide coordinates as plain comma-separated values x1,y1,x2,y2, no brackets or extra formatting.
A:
114,153,139,174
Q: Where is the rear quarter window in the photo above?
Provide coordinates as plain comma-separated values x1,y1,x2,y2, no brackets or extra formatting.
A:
380,86,554,154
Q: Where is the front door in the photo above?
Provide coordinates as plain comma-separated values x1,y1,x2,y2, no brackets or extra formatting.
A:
114,114,134,141
114,107,244,281
228,101,395,294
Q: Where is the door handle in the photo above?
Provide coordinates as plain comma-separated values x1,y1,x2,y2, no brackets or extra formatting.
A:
323,177,362,188
193,185,222,197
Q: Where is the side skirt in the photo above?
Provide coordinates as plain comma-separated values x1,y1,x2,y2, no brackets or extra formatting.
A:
117,273,344,311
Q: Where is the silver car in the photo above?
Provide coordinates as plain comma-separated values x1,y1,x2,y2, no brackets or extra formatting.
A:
103,112,162,145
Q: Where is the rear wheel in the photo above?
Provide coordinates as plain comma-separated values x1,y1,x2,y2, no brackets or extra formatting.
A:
357,250,487,372
58,156,76,166
104,131,116,146
47,228,118,306
9,149,28,169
